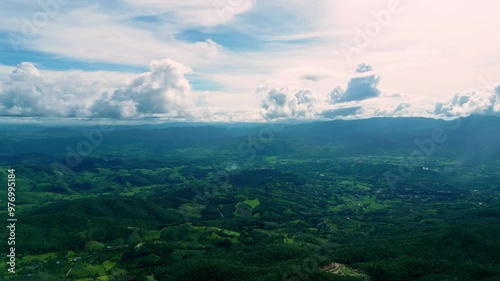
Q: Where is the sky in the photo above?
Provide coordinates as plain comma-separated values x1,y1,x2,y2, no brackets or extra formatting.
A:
0,0,499,122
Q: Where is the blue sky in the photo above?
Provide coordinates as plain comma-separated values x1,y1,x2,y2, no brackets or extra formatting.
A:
0,0,499,121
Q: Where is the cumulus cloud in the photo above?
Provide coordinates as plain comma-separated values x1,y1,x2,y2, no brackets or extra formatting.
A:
434,88,499,116
374,102,412,117
261,87,318,120
91,58,192,118
329,63,381,103
0,63,100,117
0,59,194,119
394,102,411,114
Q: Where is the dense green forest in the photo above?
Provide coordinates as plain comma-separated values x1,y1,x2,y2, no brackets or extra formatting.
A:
0,115,499,280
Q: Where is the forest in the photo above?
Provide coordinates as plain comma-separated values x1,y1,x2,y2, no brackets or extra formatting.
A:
0,115,498,281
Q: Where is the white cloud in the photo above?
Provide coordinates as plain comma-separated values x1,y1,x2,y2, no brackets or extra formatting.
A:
434,88,499,117
260,85,319,120
373,102,411,117
0,59,196,119
2,1,500,122
7,5,226,68
123,0,253,27
0,62,101,117
92,58,193,118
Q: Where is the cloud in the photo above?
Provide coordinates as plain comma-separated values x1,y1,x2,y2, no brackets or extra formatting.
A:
329,63,381,103
0,59,194,119
10,62,41,78
92,58,193,118
261,87,318,120
2,0,499,123
354,63,372,73
6,5,226,69
123,0,253,27
320,106,362,119
2,0,500,117
301,74,328,82
328,86,344,104
394,102,411,114
434,88,499,116
0,63,100,117
374,102,412,117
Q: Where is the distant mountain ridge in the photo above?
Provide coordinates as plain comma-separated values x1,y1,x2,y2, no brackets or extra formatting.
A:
0,115,498,161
